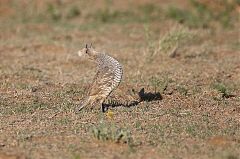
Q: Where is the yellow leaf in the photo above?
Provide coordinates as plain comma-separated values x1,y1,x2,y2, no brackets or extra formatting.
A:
106,110,114,119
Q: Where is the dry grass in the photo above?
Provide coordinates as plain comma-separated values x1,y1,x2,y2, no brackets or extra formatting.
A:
0,0,240,159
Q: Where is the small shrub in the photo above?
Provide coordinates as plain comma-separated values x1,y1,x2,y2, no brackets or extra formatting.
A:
91,8,134,23
144,25,158,62
90,3,162,24
176,85,188,96
149,76,169,94
13,100,49,114
58,118,71,125
186,125,197,137
159,26,194,57
139,3,156,15
138,3,162,22
47,4,62,21
91,119,133,145
226,155,239,159
167,7,201,28
67,6,81,19
212,82,231,98
166,0,238,28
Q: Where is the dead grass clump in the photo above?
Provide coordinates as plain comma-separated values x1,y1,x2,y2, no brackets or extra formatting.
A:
158,26,195,57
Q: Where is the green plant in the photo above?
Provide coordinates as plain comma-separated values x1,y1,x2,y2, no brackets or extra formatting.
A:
91,119,133,145
139,3,156,15
149,76,169,93
176,85,188,96
185,124,197,137
212,82,231,98
166,0,238,28
47,4,62,21
67,6,81,19
144,25,158,62
91,8,134,23
58,117,71,125
72,154,81,159
138,3,162,22
90,3,162,24
159,26,193,57
226,155,239,159
13,101,49,114
167,7,200,28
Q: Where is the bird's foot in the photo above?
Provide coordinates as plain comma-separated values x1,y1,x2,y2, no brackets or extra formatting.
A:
101,103,109,113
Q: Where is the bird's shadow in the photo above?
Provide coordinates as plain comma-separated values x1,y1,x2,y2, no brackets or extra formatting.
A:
103,88,162,110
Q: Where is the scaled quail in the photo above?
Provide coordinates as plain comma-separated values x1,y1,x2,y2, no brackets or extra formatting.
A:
76,44,123,112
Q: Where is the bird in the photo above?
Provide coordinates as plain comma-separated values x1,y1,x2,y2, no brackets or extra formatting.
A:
76,44,123,112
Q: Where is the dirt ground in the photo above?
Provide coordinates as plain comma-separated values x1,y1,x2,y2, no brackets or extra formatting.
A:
0,0,240,159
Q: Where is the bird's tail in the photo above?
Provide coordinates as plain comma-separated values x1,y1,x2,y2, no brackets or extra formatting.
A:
75,96,90,112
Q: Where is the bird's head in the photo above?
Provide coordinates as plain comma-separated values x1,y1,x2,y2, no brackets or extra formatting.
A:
78,43,99,60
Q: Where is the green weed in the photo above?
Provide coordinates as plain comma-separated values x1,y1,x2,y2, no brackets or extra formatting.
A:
176,85,188,96
144,25,197,58
185,124,197,136
58,117,71,125
47,3,62,21
149,75,169,94
72,154,81,159
144,25,158,62
14,100,49,114
91,119,133,145
91,8,134,23
90,3,162,24
67,6,81,19
138,3,162,22
166,0,238,28
212,82,231,98
159,26,194,57
225,155,239,159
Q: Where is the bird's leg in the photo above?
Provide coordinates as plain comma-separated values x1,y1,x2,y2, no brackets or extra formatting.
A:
99,98,107,112
101,103,105,112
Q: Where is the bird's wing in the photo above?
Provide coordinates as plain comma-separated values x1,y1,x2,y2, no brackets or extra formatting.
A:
88,66,115,97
